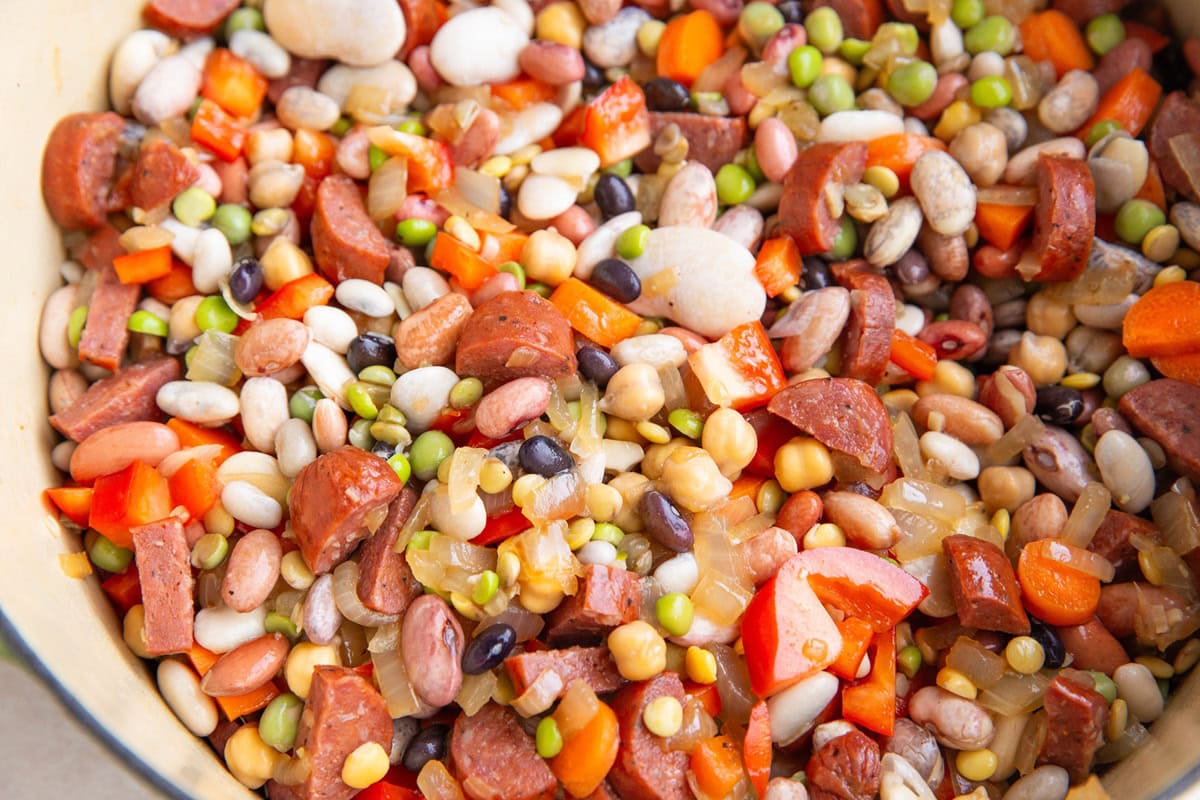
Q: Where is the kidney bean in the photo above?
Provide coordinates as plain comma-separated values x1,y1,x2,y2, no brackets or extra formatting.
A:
403,723,449,773
448,108,500,167
470,272,521,307
659,162,718,228
518,40,586,85
949,284,992,338
755,118,799,184
978,365,1036,428
402,595,465,707
1090,407,1132,438
220,529,282,613
917,320,987,361
1023,426,1101,504
474,378,552,439
639,490,693,552
200,634,289,697
235,318,310,377
69,421,180,482
461,623,517,675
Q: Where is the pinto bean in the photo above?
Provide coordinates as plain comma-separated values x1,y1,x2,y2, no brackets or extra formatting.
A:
907,686,994,750
918,226,969,281
220,530,283,614
823,491,901,550
401,595,464,707
474,378,553,439
69,421,181,483
235,318,310,377
200,634,289,697
1022,426,1100,504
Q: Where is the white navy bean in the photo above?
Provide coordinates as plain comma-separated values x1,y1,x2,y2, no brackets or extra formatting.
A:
518,174,577,220
193,604,267,653
611,334,688,369
654,553,699,595
317,61,417,114
40,285,79,370
300,341,356,408
229,29,291,79
109,29,175,116
430,7,528,86
1095,429,1155,513
160,217,200,265
390,366,459,433
157,380,240,424
493,102,563,155
577,540,618,566
157,659,219,737
303,305,358,354
240,377,289,455
302,573,342,645
275,418,319,478
131,54,201,126
191,228,233,294
575,211,642,280
336,278,394,317
222,481,284,530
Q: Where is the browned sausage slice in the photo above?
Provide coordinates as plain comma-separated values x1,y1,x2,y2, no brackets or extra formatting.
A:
813,0,885,39
778,142,868,256
130,138,200,212
504,645,625,699
310,174,391,285
1093,37,1152,95
840,272,894,386
132,516,194,656
545,564,643,646
807,729,881,800
1118,379,1200,484
633,112,749,174
1097,582,1190,639
609,674,691,800
1089,509,1162,582
144,0,241,37
451,703,557,800
943,534,1030,635
289,446,403,574
79,266,140,371
767,377,893,473
1057,618,1129,676
1039,670,1109,784
455,290,577,390
73,224,127,273
41,112,125,230
50,355,181,441
1150,92,1200,201
356,486,421,615
1032,155,1095,282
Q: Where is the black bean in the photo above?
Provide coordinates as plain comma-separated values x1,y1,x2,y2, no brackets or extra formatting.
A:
639,490,693,553
801,257,834,289
498,184,512,219
229,258,263,304
346,332,397,373
371,441,397,460
1035,386,1084,426
576,345,620,388
643,77,692,112
402,724,449,773
583,59,606,91
594,174,636,220
518,435,574,477
1029,618,1066,669
590,258,641,303
777,0,804,23
461,623,517,675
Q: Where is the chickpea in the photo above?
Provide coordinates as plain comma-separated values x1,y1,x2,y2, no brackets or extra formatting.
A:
519,576,566,614
642,437,691,480
1007,332,1067,386
660,446,733,512
774,436,834,492
260,236,314,291
949,122,1008,187
1025,290,1076,339
977,465,1036,513
245,128,294,166
225,724,285,789
919,360,977,399
608,621,667,681
608,471,650,533
599,363,665,421
285,642,341,699
521,228,577,286
701,407,758,478
123,605,153,659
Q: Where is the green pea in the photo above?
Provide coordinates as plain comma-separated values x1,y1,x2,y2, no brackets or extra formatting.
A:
211,203,253,246
388,452,412,484
449,377,484,409
68,305,88,348
535,717,563,758
668,408,704,439
172,186,217,227
950,0,984,29
359,365,397,387
472,570,500,605
828,215,858,259
964,16,1015,55
809,73,856,116
289,387,323,422
604,158,634,178
225,6,265,38
396,119,427,137
346,383,380,420
265,611,299,640
497,260,527,289
715,163,756,206
739,1,785,47
876,22,919,56
528,282,552,298
329,116,353,137
410,430,454,481
87,533,133,574
408,529,436,551
655,592,695,637
1086,13,1125,55
742,146,766,183
190,533,229,571
128,310,168,337
259,693,304,753
615,224,651,260
838,38,871,66
887,60,937,107
1115,199,1166,245
592,522,625,546
805,6,843,54
368,144,389,172
396,217,438,248
1088,671,1118,704
897,645,923,679
377,404,408,426
195,295,238,333
970,75,1013,108
349,418,375,450
1084,119,1123,148
787,44,823,89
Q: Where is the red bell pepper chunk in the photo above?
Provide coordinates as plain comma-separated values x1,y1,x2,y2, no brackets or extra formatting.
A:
430,232,498,291
356,783,421,800
744,409,797,478
828,616,876,680
168,457,222,519
796,547,928,632
471,506,533,546
380,130,454,195
684,681,723,718
257,273,334,320
101,565,142,613
166,418,242,464
889,329,938,382
744,700,772,800
88,461,173,549
580,76,651,167
45,486,93,527
688,321,787,411
842,629,897,736
754,237,803,298
190,99,246,162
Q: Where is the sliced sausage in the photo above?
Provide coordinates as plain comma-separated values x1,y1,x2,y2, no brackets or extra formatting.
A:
310,174,391,285
79,266,141,371
1033,155,1095,282
633,112,749,174
130,138,200,212
943,534,1030,635
50,355,181,441
1097,582,1190,639
1057,618,1129,676
767,377,893,473
144,0,241,37
1149,92,1200,201
1038,670,1108,784
132,516,194,656
273,666,392,800
839,272,894,386
778,142,869,255
74,223,128,272
41,112,125,230
451,702,557,800
1093,38,1152,95
395,292,474,370
356,486,421,615
1089,510,1162,582
504,645,625,699
812,0,885,39
267,57,329,105
806,729,881,800
1118,379,1200,484
609,674,691,800
546,564,643,646
455,290,577,390
289,446,403,574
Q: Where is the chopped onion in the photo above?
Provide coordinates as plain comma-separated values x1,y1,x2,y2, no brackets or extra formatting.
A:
692,571,753,627
455,671,498,717
524,470,586,524
976,185,1037,206
658,365,688,413
368,621,401,653
505,346,543,369
217,452,289,506
554,680,600,740
1036,540,1116,582
450,167,507,221
368,157,408,221
1096,722,1150,765
448,446,487,514
569,382,603,461
906,554,957,618
346,84,400,125
1011,710,1047,776
510,669,564,717
395,488,434,553
418,759,468,800
409,533,497,596
694,45,747,93
728,512,775,544
476,604,544,643
332,561,401,627
880,478,967,525
1042,239,1142,306
1060,483,1112,549
544,382,575,436
983,414,1045,467
946,637,1006,689
1152,484,1200,556
372,650,429,718
691,511,739,581
157,444,224,478
186,329,242,387
977,671,1052,717
435,183,513,233
667,696,719,753
893,413,926,480
892,510,952,563
272,753,311,786
1133,538,1199,603
708,643,756,724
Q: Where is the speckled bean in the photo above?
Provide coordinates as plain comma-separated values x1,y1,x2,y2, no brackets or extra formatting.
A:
755,118,799,184
907,686,994,750
518,40,586,85
772,287,851,372
201,634,289,697
1114,663,1163,722
712,204,764,251
912,394,1004,446
219,530,283,614
866,197,923,267
822,492,901,550
275,86,340,131
1022,426,1099,504
582,7,649,68
1038,70,1099,134
911,151,976,236
950,122,1008,188
658,162,718,228
978,365,1036,428
474,378,552,439
402,595,465,707
302,574,342,645
312,398,348,453
1094,429,1155,513
335,125,371,180
235,318,309,377
919,226,970,282
1002,766,1069,800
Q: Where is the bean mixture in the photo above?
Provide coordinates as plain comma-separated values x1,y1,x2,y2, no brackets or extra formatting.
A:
35,0,1200,798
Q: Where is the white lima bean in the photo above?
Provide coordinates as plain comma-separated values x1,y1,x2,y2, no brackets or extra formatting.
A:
667,608,738,647
276,87,341,131
402,266,451,311
929,17,963,66
430,7,528,86
768,671,840,746
248,160,307,209
577,540,618,566
240,378,289,455
531,147,600,182
910,150,976,237
611,334,687,369
263,0,407,67
493,102,563,155
1094,429,1155,513
110,29,175,115
52,441,77,473
193,604,267,653
712,205,765,251
191,227,234,294
222,481,284,530
40,285,79,370
275,417,319,478
1114,663,1164,723
178,38,214,71
879,753,936,800
335,278,394,317
157,381,240,424
303,305,359,353
654,552,699,595
391,366,460,433
920,431,980,480
300,341,356,409
574,211,642,279
132,54,201,126
317,61,418,116
229,29,291,79
157,659,218,737
518,174,577,220
429,483,487,540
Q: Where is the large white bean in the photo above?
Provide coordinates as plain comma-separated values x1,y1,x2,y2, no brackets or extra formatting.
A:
240,378,289,455
653,552,698,595
1114,662,1164,722
300,341,356,408
429,484,487,540
303,573,343,645
157,381,240,424
865,197,923,267
390,366,459,433
222,481,284,529
818,110,905,142
812,721,858,753
132,54,201,126
768,671,840,746
712,204,764,251
193,604,267,653
110,29,175,115
1094,429,1155,513
1004,137,1086,186
303,305,358,353
920,431,980,481
611,334,687,369
263,0,407,67
879,753,936,800
431,7,528,86
658,162,718,228
493,102,563,155
317,61,417,113
157,659,218,737
402,266,451,311
518,174,577,220
910,150,976,237
40,285,79,370
335,278,394,317
229,29,291,79
275,418,319,478
191,228,233,294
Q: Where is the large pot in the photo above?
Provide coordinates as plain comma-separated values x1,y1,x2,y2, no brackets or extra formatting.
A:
3,1,1200,798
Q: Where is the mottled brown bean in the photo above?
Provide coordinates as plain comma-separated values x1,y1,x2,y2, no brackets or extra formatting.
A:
200,634,289,697
1090,407,1133,438
1023,426,1101,504
401,595,464,708
911,394,1004,446
1011,493,1068,552
918,226,969,281
220,529,282,613
949,284,993,337
234,318,310,377
978,365,1036,428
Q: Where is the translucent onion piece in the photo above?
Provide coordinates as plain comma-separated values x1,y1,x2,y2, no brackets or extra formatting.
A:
880,478,967,525
976,186,1038,206
708,643,756,725
694,45,747,93
368,157,408,221
510,669,564,717
186,329,242,387
554,679,601,741
272,753,311,786
667,696,719,753
728,512,776,544
1136,542,1199,603
345,84,400,125
448,446,487,514
892,509,952,564
395,488,434,553
945,637,1006,689
1011,710,1047,775
157,444,224,478
983,414,1045,467
1042,239,1142,305
659,365,688,413
1037,540,1116,583
505,346,543,369
977,671,1052,717
1152,487,1200,557
456,671,498,717
450,167,506,221
692,571,753,627
368,621,402,653
332,561,402,627
691,511,739,582
373,650,429,718
907,554,957,618
544,381,575,436
476,604,544,643
434,183,514,233
569,382,602,461
1060,483,1112,549
418,759,467,800
1096,722,1150,765
893,413,926,480
525,470,586,524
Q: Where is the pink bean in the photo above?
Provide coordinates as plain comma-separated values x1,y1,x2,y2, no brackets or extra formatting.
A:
550,204,597,245
212,157,249,205
518,41,587,85
408,46,443,93
470,271,521,306
449,108,500,167
754,117,799,184
660,326,709,354
184,520,207,547
335,125,371,180
910,73,967,122
474,377,553,439
689,0,744,28
70,421,180,482
397,194,449,227
761,24,807,73
191,162,222,197
725,73,757,116
221,529,283,613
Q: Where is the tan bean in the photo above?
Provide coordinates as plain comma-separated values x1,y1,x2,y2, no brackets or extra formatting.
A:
1038,70,1099,134
40,284,80,370
1007,332,1067,386
200,634,290,697
401,595,464,707
70,421,180,482
240,377,289,455
822,491,901,550
248,159,306,209
978,466,1036,513
235,318,310,377
335,125,371,180
911,395,1003,446
917,225,969,281
658,162,718,228
754,117,799,184
48,369,88,415
978,365,1036,428
474,378,552,439
394,292,473,370
907,686,994,750
1010,493,1068,552
950,122,1007,188
910,150,976,236
740,526,797,586
312,398,348,453
221,529,283,613
865,197,923,267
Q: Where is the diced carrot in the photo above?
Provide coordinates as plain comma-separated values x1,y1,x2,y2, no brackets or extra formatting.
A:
889,329,938,382
479,230,529,266
1134,161,1166,211
166,419,242,464
101,566,142,613
975,202,1035,251
1124,21,1171,54
292,128,336,179
168,458,222,519
548,701,619,799
490,77,556,109
728,475,767,504
257,273,335,320
45,486,93,527
657,10,724,87
865,134,947,190
188,645,280,719
201,48,268,119
549,277,643,348
146,260,197,304
1152,352,1200,385
754,237,802,298
430,233,498,290
580,77,651,167
1122,281,1200,357
1018,542,1101,627
1019,10,1094,78
113,246,173,285
1075,68,1162,139
190,99,246,162
690,736,744,799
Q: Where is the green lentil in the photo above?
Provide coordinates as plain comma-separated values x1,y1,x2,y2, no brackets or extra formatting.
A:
809,73,856,116
172,186,217,227
359,365,397,387
224,7,265,38
887,60,937,107
667,408,704,439
616,224,651,260
964,16,1016,55
1086,13,1125,55
211,203,253,246
950,0,984,29
1089,671,1118,704
970,75,1013,108
408,530,435,551
409,430,454,481
655,592,695,637
449,377,484,409
68,305,88,348
387,452,412,484
1115,199,1166,245
396,218,438,248
128,310,168,337
805,6,843,54
787,44,823,89
497,260,527,289
87,533,133,574
259,693,304,753
264,611,299,641
472,570,500,605
592,522,625,546
828,215,858,260
346,383,380,420
396,119,427,137
190,533,229,571
898,645,923,678
349,418,375,450
715,163,756,206
195,295,238,334
536,717,564,758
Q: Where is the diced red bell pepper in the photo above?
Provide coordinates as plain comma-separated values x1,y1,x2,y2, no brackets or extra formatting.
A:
45,486,93,527
688,321,787,411
380,130,454,195
190,99,246,162
754,237,803,298
828,616,876,680
165,419,242,464
88,461,173,549
553,104,588,148
430,233,498,291
471,506,533,546
745,409,797,478
795,547,928,632
744,700,772,800
842,629,897,736
357,783,422,800
101,565,142,613
580,76,651,167
257,273,334,320
889,329,938,382
201,48,268,119
168,458,222,519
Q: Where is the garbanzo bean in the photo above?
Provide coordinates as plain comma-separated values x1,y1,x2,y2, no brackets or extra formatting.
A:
701,407,758,478
608,621,667,681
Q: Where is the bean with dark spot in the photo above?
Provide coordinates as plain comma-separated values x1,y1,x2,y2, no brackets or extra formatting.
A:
1022,425,1100,503
462,623,517,675
590,258,641,303
894,249,930,286
1036,386,1084,426
519,434,574,477
639,489,693,552
577,345,620,388
802,257,834,289
229,258,264,304
1030,617,1066,668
